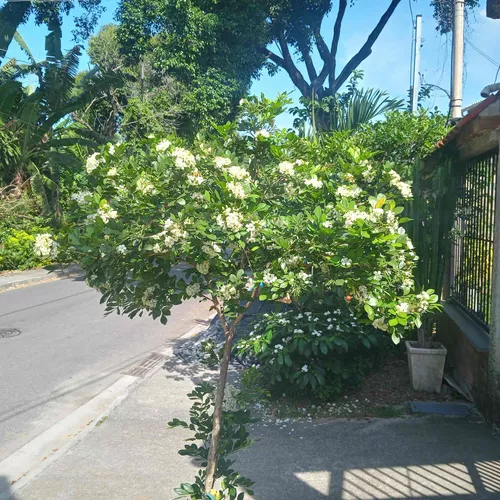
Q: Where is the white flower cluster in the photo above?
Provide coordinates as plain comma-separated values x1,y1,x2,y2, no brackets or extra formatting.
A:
360,160,374,182
343,209,375,228
108,144,116,155
304,176,323,189
372,317,388,331
214,156,232,169
336,184,362,198
278,161,295,177
340,257,352,268
227,181,246,199
196,261,210,275
219,283,238,301
159,218,189,249
86,152,104,174
396,301,411,313
107,167,118,177
263,269,278,286
156,140,171,152
255,129,269,138
216,207,243,232
34,233,59,258
186,282,201,297
226,165,250,180
187,169,205,185
136,177,156,195
202,242,222,258
116,244,127,255
142,286,158,309
97,202,118,224
373,271,383,280
416,291,430,312
172,147,196,169
389,170,413,199
70,190,91,204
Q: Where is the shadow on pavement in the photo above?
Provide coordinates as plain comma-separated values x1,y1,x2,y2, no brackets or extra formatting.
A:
236,417,500,499
0,475,15,500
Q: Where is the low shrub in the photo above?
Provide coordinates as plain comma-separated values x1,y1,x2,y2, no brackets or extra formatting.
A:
0,225,52,271
237,301,393,401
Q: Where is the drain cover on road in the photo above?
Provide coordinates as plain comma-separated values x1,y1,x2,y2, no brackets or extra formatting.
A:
124,352,167,378
409,401,470,416
0,328,21,338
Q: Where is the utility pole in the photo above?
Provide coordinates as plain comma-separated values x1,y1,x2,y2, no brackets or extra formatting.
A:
411,14,422,114
450,0,465,121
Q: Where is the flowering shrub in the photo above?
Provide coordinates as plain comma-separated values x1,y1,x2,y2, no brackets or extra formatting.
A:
48,95,440,493
237,302,390,400
0,226,54,271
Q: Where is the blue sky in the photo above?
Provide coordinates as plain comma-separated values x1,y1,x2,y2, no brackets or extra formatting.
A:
4,0,500,127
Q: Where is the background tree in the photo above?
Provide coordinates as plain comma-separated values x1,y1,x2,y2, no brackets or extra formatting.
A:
0,0,105,59
116,0,480,131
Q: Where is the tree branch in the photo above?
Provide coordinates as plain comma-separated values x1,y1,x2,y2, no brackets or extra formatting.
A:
276,31,311,97
330,0,402,95
256,46,286,68
295,35,318,84
330,0,347,85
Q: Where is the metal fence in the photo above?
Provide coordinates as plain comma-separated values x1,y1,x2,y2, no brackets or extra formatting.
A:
450,148,498,330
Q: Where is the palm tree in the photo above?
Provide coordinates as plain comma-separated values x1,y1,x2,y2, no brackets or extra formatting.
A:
0,23,119,217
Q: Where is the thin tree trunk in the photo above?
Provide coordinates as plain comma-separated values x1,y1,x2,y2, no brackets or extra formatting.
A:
204,321,236,492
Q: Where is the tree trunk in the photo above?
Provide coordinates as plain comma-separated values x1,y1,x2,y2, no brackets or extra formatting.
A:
204,321,236,492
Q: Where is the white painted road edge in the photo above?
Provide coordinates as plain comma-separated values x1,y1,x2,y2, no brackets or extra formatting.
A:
0,313,215,500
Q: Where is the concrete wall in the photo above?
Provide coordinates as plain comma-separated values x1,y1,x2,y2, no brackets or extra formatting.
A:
437,304,490,415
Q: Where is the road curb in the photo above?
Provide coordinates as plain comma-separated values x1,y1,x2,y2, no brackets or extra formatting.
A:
0,264,84,293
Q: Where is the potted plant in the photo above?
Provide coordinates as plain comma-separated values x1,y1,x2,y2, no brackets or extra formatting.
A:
406,315,447,393
405,156,456,393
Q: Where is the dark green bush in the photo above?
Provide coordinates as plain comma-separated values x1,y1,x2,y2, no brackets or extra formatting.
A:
237,300,393,401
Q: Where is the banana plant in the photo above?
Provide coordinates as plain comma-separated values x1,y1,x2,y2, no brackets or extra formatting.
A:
0,22,121,217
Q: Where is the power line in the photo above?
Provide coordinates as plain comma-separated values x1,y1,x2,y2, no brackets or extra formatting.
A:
464,37,500,67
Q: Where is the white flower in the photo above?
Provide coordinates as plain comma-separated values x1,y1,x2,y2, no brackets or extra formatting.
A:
226,165,250,180
202,242,222,258
216,207,244,232
336,185,362,198
86,152,104,174
294,329,304,334
322,221,333,228
398,227,406,235
255,129,269,138
196,261,210,275
172,147,196,169
116,244,127,255
70,190,91,204
341,257,352,268
403,278,414,288
274,344,284,353
263,269,277,286
312,330,321,337
108,144,116,155
278,161,295,177
304,176,323,189
327,324,334,330
372,318,388,331
107,167,118,177
219,283,238,301
343,209,375,228
214,156,232,169
227,181,246,199
186,282,201,297
295,159,304,166
396,302,411,313
301,365,309,373
156,140,171,152
361,161,374,182
34,233,58,258
136,177,156,195
397,181,413,199
239,98,247,106
187,169,204,185
373,271,383,280
97,202,118,224
296,314,303,319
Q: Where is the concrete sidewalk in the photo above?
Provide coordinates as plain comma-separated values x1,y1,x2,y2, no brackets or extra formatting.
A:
6,352,500,500
0,264,83,292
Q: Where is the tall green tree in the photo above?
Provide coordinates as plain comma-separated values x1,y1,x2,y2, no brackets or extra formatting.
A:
117,0,480,131
0,0,104,60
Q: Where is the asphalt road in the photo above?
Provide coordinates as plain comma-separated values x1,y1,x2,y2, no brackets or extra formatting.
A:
0,276,211,462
